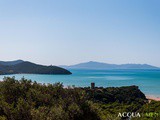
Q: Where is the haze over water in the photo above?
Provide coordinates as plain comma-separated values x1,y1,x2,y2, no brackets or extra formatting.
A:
0,69,160,97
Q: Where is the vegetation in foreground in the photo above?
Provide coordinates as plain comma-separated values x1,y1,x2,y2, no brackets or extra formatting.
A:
0,77,160,120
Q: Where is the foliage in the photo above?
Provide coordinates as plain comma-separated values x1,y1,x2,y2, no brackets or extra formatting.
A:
0,77,159,120
0,77,100,120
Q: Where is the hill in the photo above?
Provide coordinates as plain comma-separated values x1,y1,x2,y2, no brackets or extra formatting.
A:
1,77,159,120
0,60,72,75
61,61,159,69
0,60,24,66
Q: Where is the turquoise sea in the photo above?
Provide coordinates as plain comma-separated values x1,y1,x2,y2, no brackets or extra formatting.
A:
0,69,160,97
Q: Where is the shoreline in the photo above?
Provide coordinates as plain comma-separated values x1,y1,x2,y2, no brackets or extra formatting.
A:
1,77,160,102
146,95,160,101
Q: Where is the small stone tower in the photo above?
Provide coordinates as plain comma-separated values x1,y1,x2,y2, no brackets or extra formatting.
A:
91,82,95,89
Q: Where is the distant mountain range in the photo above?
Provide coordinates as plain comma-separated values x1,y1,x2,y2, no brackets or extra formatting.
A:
0,60,72,75
60,61,159,70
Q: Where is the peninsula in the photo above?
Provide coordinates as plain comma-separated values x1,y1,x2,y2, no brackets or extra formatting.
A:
0,60,72,75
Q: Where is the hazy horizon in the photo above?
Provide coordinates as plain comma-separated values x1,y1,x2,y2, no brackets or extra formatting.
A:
0,59,159,68
0,0,160,67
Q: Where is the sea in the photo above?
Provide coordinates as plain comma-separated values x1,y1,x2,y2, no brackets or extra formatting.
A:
0,69,160,97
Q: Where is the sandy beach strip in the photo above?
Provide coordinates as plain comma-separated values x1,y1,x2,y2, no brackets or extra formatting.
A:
146,95,160,101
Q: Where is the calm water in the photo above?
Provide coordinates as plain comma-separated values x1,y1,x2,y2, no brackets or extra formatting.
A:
0,69,160,97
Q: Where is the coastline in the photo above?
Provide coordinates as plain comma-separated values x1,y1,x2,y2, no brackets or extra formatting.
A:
1,76,160,102
146,95,160,101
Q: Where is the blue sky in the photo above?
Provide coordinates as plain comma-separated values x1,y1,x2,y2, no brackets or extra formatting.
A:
0,0,160,66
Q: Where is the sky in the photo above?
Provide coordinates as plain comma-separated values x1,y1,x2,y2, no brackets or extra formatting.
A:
0,0,160,67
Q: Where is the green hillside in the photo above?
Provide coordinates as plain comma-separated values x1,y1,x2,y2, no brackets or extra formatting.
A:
0,61,72,75
1,77,160,120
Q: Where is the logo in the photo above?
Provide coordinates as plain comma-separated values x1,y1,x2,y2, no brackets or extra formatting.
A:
145,112,159,118
118,112,141,118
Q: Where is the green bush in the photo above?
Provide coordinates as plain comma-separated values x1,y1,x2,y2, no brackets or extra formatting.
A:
0,77,159,120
